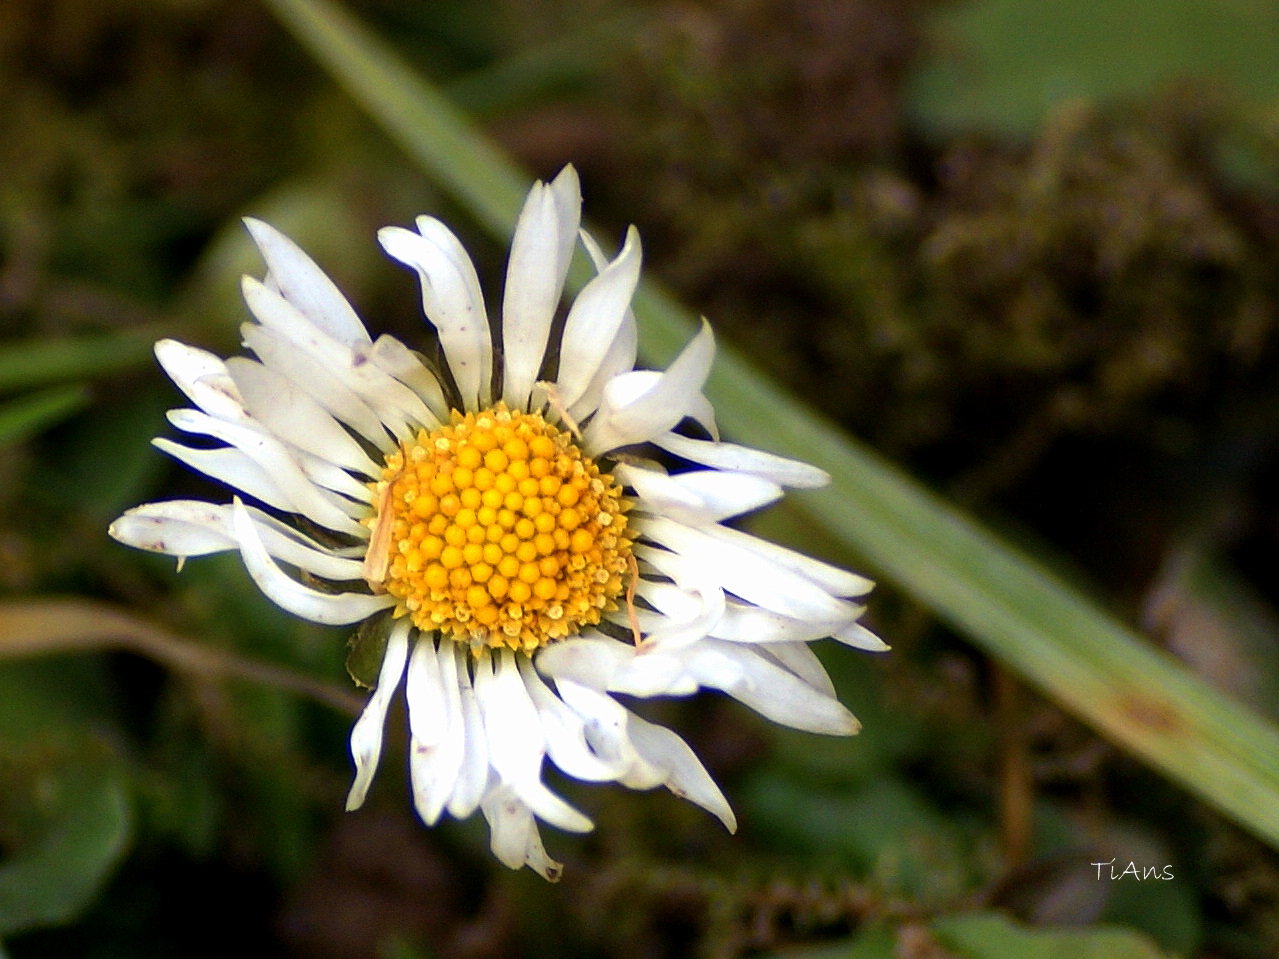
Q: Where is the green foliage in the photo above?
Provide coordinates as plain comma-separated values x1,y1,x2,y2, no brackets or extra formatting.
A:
931,911,1169,959
0,762,132,938
741,772,986,901
771,913,1170,959
0,660,133,939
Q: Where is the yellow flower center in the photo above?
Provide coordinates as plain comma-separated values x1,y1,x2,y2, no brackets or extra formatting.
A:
365,404,632,652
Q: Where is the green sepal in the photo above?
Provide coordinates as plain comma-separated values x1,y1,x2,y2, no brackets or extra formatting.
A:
346,610,394,689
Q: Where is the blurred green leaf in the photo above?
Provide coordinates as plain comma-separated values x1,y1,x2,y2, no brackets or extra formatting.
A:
930,911,1168,959
910,0,1279,137
264,0,1279,853
741,772,980,900
41,389,172,524
137,737,223,860
767,924,897,959
0,331,158,393
768,912,1171,959
1103,867,1201,957
0,763,132,937
0,659,133,938
0,386,88,448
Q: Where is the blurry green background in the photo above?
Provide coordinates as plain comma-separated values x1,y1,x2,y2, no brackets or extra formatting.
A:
3,0,1279,957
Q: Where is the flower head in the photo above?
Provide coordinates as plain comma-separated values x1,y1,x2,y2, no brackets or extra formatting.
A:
110,167,887,879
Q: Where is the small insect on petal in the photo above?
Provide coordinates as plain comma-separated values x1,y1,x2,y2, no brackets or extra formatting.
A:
537,380,583,439
625,551,641,646
363,478,397,590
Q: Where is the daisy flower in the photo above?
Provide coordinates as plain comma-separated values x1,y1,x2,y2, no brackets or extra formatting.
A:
109,167,886,880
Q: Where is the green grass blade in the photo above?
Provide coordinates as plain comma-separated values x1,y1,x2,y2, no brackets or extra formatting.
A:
260,0,528,240
0,386,90,447
263,0,1279,848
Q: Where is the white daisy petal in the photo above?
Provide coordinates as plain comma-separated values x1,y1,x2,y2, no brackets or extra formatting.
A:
152,439,294,514
551,677,680,789
668,470,779,519
632,579,707,621
365,334,450,422
637,516,859,622
534,633,634,691
243,218,371,347
653,431,831,489
166,408,365,536
519,656,623,782
502,167,582,408
407,636,468,825
583,320,716,455
690,641,856,734
612,640,859,736
447,645,490,819
633,578,846,646
556,225,642,410
546,629,855,736
379,218,490,408
549,676,632,759
705,523,875,598
627,713,736,832
109,500,365,582
835,621,892,651
153,338,226,391
710,600,854,644
230,499,393,625
756,640,837,697
565,231,641,423
242,275,434,436
162,414,368,512
550,677,731,826
225,357,380,476
614,463,703,512
619,464,782,523
631,546,726,652
289,450,374,508
613,650,700,698
550,634,698,699
567,315,638,424
481,788,563,881
702,644,860,735
473,649,593,833
686,392,720,441
346,619,411,810
241,322,396,448
109,499,240,558
154,340,246,424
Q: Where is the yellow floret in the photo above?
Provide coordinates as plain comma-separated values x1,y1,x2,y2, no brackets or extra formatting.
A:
366,403,632,651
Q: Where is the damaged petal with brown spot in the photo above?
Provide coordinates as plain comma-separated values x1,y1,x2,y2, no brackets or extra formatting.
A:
367,404,632,653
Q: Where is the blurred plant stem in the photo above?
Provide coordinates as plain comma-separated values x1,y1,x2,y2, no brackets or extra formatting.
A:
0,598,364,716
995,667,1032,868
